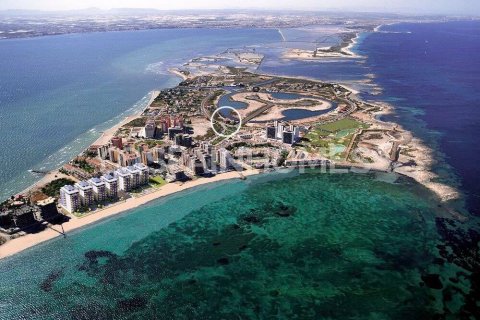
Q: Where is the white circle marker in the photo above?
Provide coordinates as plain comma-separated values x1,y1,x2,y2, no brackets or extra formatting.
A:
210,106,243,138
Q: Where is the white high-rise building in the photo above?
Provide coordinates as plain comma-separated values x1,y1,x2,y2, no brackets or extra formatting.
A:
144,120,156,138
59,185,80,213
276,121,284,139
116,168,132,192
88,177,106,202
266,121,300,145
217,148,233,171
134,163,149,185
75,181,94,207
126,166,141,188
101,173,118,198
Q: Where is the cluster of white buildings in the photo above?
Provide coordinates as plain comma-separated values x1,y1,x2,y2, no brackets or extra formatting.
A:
176,142,237,176
266,121,300,145
59,163,149,213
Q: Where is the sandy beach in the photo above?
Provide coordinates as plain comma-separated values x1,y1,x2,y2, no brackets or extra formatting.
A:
92,90,160,146
282,32,363,60
168,68,189,81
15,90,160,199
0,169,261,260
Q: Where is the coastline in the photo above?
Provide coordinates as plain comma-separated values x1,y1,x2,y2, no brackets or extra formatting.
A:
0,169,261,260
266,26,463,206
17,90,160,198
92,90,160,146
168,68,189,81
282,32,363,60
0,23,467,260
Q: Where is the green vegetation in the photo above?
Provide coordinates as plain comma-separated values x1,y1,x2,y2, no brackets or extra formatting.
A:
196,128,216,141
304,118,369,160
212,136,225,145
0,235,6,246
58,168,71,176
137,140,163,149
72,158,95,173
278,150,289,166
83,150,97,158
363,156,374,163
42,178,76,197
0,199,10,210
125,117,147,127
225,66,247,75
149,176,167,188
314,118,366,133
205,90,225,107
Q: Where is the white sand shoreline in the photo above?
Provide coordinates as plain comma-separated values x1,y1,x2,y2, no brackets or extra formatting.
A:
17,91,160,198
92,90,160,146
0,169,261,261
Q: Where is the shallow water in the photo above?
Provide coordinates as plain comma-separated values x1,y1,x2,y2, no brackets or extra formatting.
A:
1,170,476,319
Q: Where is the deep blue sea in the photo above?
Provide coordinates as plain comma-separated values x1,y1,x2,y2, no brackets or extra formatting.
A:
0,22,479,319
261,21,480,215
361,21,480,215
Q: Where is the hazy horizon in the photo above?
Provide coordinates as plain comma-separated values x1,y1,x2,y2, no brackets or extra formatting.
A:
0,0,479,16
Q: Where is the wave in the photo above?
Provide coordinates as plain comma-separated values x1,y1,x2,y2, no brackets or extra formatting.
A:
25,92,154,175
145,61,168,75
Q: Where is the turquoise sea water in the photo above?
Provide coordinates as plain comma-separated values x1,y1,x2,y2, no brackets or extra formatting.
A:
1,170,473,319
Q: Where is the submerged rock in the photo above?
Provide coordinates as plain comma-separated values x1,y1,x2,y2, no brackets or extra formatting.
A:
117,296,148,312
40,269,64,292
242,215,261,224
217,257,230,265
84,250,117,262
421,274,443,289
274,202,296,217
269,289,280,297
449,277,459,284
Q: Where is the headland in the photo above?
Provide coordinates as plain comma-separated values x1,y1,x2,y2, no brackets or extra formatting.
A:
0,29,464,260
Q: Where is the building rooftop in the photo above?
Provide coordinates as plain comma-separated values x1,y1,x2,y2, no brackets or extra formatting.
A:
75,181,92,190
101,173,117,182
126,166,140,174
13,206,38,216
116,168,131,176
134,163,148,170
61,185,78,194
36,197,55,206
89,177,104,186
